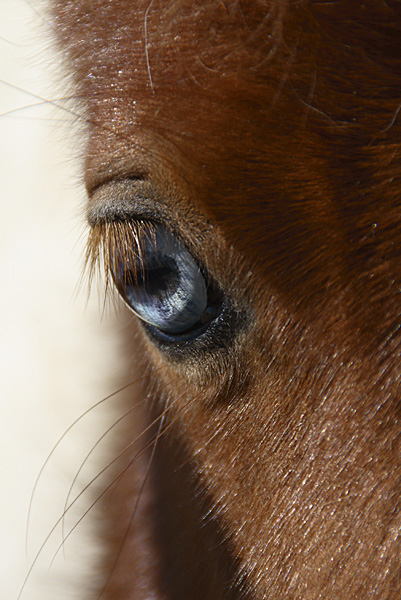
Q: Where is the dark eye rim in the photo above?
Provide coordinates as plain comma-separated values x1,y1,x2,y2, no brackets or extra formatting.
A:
141,298,245,356
142,304,223,343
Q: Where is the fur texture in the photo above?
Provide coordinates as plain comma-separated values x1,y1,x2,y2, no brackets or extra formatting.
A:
50,1,401,598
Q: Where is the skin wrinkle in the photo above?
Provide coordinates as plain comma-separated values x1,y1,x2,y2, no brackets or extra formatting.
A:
50,1,401,598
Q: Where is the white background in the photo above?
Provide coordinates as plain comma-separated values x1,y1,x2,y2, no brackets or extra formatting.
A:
0,2,124,597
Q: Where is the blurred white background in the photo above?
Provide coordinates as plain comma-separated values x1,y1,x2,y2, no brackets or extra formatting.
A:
0,2,124,597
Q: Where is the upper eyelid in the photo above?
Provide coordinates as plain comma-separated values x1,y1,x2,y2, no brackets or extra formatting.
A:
87,179,163,227
86,176,203,233
87,178,215,257
86,178,236,297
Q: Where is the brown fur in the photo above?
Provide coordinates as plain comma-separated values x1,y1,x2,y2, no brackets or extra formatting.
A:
52,1,401,598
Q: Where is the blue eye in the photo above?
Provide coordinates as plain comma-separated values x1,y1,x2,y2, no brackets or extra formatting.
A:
112,224,220,337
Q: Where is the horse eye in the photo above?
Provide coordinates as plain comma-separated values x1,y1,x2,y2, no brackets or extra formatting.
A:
112,223,220,337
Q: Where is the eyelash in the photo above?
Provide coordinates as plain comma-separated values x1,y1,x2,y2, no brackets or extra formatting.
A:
85,219,222,341
86,219,156,303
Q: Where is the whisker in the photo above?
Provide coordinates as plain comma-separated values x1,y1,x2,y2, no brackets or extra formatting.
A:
22,0,53,29
96,379,213,597
18,395,174,600
0,98,78,120
0,79,81,114
25,374,153,557
50,402,175,571
60,393,152,552
144,0,156,92
98,403,168,598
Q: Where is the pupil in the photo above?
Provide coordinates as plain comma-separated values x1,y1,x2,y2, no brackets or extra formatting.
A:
126,258,180,296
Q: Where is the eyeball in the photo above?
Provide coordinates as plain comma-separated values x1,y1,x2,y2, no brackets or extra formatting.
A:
112,223,219,336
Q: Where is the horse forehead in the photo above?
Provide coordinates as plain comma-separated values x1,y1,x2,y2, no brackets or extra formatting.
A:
54,1,401,139
55,1,282,65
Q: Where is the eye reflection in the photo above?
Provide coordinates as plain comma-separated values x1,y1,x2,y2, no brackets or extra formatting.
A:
112,223,220,336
